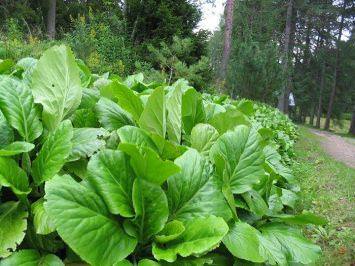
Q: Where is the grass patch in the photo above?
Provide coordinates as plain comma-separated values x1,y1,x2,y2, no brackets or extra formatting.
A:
293,126,355,265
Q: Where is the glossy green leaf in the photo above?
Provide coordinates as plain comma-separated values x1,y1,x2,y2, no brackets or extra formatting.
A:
263,144,296,183
190,124,219,155
139,86,166,137
31,120,73,185
138,259,159,266
77,59,92,87
119,143,180,185
101,81,144,121
152,216,228,262
167,148,231,221
210,125,265,194
155,220,185,243
271,211,327,225
0,249,63,266
44,174,137,265
260,223,322,265
0,202,28,258
0,110,14,148
117,125,158,151
242,189,268,216
71,109,99,128
79,89,100,109
223,221,265,263
0,157,30,196
149,133,185,160
132,178,169,242
234,99,254,116
280,188,298,209
0,77,42,141
69,128,109,161
0,142,34,156
96,97,134,131
166,84,182,144
32,45,82,130
31,198,56,235
208,108,250,134
181,88,205,135
87,149,134,217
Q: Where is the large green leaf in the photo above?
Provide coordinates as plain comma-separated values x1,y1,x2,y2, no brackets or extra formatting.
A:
242,189,268,216
271,211,327,225
0,77,42,141
96,97,134,131
71,109,99,128
79,89,100,109
149,133,186,160
208,108,250,134
0,157,30,196
181,88,205,135
15,57,38,85
0,142,34,156
87,149,134,217
209,125,265,194
31,198,56,235
152,216,228,262
32,45,82,130
0,110,14,148
69,128,109,161
0,249,63,266
119,143,180,185
139,87,166,137
167,148,231,221
166,84,182,144
117,126,158,151
234,99,254,116
260,223,322,265
44,174,137,265
223,221,265,263
77,59,92,88
263,144,295,183
155,220,185,244
31,120,73,185
101,81,144,121
190,124,219,156
132,178,169,242
0,202,28,258
280,188,298,209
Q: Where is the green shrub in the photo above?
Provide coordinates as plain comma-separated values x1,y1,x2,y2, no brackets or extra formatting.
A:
0,45,324,266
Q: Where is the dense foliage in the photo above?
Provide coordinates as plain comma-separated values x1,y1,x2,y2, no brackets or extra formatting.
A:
252,103,299,164
0,46,326,265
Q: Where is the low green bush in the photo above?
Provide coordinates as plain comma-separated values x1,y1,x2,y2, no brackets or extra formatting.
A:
0,45,324,266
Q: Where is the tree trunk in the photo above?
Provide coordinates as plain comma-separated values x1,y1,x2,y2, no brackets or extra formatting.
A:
349,110,355,135
316,62,325,128
277,0,293,113
220,0,235,81
47,0,56,40
324,0,346,130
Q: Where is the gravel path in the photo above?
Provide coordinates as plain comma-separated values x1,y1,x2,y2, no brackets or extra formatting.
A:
310,129,355,168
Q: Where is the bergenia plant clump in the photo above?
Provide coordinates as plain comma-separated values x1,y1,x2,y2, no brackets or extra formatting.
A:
0,45,325,266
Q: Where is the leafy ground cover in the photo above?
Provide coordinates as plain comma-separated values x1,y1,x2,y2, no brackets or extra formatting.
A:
293,126,355,265
0,45,326,265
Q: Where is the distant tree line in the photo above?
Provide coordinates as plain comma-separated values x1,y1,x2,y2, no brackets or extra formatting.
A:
213,0,355,134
